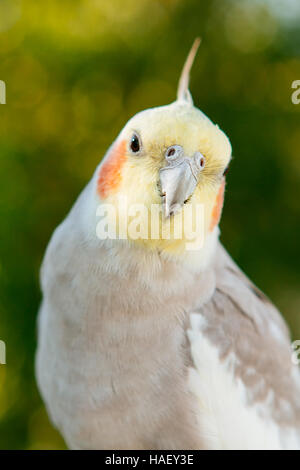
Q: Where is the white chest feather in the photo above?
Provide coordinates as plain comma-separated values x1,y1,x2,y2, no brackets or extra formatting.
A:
187,315,300,450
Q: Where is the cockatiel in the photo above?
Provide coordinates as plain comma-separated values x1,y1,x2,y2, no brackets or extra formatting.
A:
36,39,300,450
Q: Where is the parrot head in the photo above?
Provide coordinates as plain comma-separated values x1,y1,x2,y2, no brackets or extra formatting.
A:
95,39,231,259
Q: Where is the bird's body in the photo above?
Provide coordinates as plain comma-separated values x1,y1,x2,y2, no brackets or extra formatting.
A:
36,41,300,449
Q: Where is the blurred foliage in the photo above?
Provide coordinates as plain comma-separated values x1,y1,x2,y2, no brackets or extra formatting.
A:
0,0,300,450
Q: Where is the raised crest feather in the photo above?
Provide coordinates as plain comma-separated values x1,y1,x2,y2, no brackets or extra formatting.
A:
177,37,201,105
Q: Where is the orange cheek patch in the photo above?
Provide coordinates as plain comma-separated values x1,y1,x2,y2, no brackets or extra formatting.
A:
97,140,127,199
209,179,225,232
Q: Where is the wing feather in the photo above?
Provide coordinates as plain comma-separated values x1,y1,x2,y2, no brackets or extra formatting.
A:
189,243,300,434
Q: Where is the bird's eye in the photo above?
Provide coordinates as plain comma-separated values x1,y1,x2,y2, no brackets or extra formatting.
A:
130,134,141,153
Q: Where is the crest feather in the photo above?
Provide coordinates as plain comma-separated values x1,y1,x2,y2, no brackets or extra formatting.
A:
177,37,201,104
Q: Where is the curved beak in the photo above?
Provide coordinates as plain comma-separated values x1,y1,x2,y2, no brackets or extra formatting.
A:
159,146,205,218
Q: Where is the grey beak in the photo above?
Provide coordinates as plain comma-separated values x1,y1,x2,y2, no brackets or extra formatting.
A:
159,145,205,218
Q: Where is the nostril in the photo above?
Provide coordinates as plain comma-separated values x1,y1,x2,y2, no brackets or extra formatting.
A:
165,145,183,162
167,147,176,157
193,152,206,171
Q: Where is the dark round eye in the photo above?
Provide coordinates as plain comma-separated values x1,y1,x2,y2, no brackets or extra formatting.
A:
130,134,140,153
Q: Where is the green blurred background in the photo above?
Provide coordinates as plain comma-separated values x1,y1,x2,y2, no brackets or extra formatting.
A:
0,0,300,449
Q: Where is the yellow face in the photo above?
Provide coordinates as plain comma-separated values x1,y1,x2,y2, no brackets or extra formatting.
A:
97,101,232,255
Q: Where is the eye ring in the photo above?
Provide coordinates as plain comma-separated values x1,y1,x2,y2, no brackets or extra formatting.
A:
129,133,141,153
